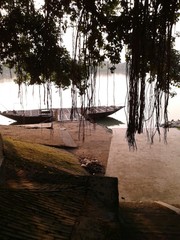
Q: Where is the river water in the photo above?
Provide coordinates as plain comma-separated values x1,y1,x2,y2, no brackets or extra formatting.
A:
0,68,180,126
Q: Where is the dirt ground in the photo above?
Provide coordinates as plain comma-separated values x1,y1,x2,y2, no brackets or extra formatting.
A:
1,121,180,239
0,120,112,169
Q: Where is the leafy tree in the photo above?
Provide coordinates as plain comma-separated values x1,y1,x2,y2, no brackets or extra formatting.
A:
169,48,180,88
0,0,84,88
1,0,180,146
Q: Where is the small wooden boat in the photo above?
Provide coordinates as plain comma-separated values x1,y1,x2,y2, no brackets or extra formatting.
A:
0,109,54,124
84,106,124,121
0,106,124,124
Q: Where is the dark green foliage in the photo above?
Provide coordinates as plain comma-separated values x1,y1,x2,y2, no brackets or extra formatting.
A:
170,49,180,88
0,2,73,87
1,0,180,146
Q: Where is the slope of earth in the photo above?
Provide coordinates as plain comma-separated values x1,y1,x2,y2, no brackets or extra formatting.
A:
0,136,121,240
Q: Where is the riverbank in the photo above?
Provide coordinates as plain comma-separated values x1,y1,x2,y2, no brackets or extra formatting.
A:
161,119,180,128
0,130,121,240
1,120,180,239
0,120,112,172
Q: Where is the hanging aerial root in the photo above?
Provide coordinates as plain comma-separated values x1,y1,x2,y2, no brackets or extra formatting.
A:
126,0,178,147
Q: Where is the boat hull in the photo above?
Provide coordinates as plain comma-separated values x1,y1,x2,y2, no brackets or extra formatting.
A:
85,106,124,121
0,111,54,124
0,106,124,124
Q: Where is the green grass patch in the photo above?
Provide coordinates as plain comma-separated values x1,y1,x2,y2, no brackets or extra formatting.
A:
3,137,87,176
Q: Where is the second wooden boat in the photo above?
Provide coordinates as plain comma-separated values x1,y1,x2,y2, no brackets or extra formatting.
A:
84,106,124,121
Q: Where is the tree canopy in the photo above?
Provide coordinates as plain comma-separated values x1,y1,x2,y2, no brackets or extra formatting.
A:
0,0,180,146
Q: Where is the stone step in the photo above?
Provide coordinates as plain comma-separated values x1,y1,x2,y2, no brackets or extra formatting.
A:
119,202,180,240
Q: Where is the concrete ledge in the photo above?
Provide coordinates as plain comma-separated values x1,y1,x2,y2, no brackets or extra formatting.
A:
155,201,180,215
0,134,4,167
72,176,122,240
0,175,121,239
0,134,5,184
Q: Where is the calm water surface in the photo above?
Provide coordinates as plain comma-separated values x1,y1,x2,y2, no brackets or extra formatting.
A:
0,71,179,126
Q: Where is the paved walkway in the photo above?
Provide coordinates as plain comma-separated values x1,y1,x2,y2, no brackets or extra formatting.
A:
106,128,180,204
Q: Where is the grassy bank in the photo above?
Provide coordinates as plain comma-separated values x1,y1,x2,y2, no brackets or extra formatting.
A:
1,136,87,186
0,135,122,240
